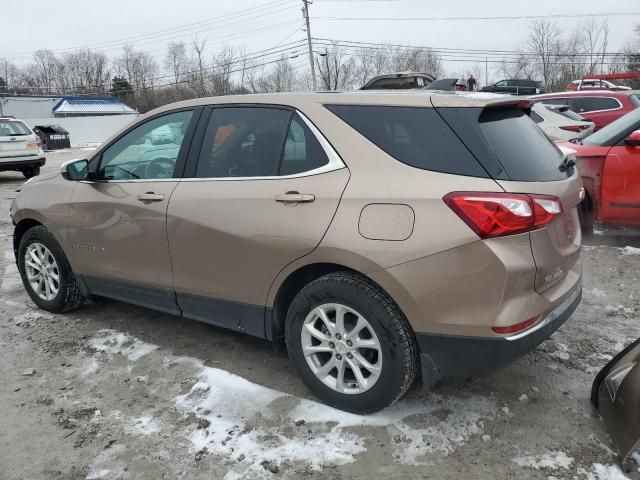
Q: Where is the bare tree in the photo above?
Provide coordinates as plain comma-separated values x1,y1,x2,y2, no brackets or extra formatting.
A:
190,36,208,96
165,42,188,86
0,58,19,91
317,43,356,90
584,19,609,75
30,49,59,93
528,19,562,90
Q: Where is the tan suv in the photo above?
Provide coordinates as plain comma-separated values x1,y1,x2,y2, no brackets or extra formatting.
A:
10,92,583,413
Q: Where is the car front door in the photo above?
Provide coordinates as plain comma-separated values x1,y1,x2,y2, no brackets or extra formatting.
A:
66,108,200,313
167,106,349,337
600,131,640,226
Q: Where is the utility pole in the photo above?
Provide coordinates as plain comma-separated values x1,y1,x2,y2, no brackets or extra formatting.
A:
485,57,488,88
302,0,317,91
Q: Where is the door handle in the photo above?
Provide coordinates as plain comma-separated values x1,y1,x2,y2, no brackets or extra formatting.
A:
275,192,315,204
137,192,165,202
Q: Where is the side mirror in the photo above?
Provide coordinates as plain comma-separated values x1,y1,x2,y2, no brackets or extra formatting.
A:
624,130,640,147
61,159,89,181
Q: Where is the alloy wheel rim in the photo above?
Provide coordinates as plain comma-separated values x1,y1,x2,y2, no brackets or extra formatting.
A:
24,242,60,301
301,303,383,395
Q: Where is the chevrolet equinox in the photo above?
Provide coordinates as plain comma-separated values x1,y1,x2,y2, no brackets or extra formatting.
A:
11,92,583,413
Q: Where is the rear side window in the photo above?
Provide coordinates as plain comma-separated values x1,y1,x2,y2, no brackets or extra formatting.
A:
0,121,31,136
280,115,329,175
477,108,566,181
196,107,291,178
326,105,488,177
570,97,620,113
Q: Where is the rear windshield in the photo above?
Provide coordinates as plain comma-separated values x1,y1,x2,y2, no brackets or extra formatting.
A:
477,108,567,181
326,105,488,177
0,121,31,136
544,105,585,121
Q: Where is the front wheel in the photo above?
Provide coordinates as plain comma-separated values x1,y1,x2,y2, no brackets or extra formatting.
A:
18,226,84,312
22,166,40,178
285,272,418,413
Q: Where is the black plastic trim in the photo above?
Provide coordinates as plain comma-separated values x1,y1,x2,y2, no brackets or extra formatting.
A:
417,286,582,387
0,157,46,170
82,275,180,315
177,292,267,339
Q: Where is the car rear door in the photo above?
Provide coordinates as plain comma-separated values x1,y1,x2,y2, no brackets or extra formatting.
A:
0,120,36,159
600,139,640,226
436,104,582,295
167,105,349,337
478,109,582,294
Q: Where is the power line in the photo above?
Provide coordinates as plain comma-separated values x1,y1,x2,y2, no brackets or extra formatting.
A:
312,11,640,22
312,38,628,59
1,0,299,60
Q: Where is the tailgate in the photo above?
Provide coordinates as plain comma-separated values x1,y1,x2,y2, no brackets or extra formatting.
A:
497,173,582,293
0,137,30,157
434,102,583,294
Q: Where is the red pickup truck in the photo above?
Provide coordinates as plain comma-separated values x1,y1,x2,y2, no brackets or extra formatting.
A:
561,108,640,233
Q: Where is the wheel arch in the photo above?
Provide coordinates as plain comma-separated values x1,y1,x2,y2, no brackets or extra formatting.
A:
268,258,416,346
13,218,44,261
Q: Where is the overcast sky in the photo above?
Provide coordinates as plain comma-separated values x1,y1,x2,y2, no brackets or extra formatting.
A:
2,0,639,82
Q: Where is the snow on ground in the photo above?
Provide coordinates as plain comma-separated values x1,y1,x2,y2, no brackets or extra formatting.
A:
513,451,574,470
88,329,158,361
583,463,632,480
87,329,497,476
621,246,640,256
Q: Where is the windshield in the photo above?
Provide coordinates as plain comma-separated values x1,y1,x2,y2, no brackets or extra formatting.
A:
0,121,31,136
583,108,640,146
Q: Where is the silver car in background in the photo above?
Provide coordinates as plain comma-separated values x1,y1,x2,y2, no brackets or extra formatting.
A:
530,103,595,141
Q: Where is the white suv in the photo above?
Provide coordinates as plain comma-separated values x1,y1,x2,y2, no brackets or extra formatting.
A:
0,117,46,178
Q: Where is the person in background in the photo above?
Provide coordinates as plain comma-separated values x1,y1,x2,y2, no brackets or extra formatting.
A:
467,74,477,92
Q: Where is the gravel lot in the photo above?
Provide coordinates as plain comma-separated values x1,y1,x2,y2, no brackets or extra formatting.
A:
1,150,639,480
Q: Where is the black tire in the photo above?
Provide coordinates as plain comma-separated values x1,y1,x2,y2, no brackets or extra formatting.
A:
22,167,40,179
578,199,594,235
17,225,84,313
285,271,418,414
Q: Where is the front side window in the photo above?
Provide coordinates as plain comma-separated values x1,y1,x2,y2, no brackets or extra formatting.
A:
196,107,292,178
495,80,508,87
98,110,193,180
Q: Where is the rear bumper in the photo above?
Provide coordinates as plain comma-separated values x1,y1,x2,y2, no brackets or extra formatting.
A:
417,283,582,387
0,156,46,170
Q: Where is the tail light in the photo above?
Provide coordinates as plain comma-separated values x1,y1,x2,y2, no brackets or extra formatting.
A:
35,135,42,147
560,125,588,132
443,192,563,239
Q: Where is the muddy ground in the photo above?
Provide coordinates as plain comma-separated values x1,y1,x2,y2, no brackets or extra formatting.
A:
1,150,639,480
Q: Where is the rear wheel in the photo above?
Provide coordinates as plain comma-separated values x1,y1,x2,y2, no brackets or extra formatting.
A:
578,198,594,234
18,226,84,312
22,167,40,179
285,271,418,413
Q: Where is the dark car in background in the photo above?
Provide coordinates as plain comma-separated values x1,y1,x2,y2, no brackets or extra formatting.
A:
360,72,435,90
533,90,640,131
481,79,545,95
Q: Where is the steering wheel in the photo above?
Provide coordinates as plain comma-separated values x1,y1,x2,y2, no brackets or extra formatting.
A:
145,157,175,179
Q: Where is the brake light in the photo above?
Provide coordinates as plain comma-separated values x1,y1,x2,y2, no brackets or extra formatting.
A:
491,315,540,334
559,125,588,132
35,135,42,147
443,192,563,239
